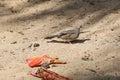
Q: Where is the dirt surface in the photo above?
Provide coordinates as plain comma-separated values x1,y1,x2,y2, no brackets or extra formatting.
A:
0,0,120,80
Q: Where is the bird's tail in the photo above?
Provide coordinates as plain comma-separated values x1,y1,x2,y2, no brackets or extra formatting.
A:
44,35,58,39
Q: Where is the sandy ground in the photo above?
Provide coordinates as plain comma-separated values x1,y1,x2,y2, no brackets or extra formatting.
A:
0,0,120,80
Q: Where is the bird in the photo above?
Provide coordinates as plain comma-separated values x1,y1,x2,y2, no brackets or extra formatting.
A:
44,25,82,43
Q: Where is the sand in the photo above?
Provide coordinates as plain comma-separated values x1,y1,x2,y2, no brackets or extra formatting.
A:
0,0,120,80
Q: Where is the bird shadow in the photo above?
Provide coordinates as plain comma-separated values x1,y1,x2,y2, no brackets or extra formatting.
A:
47,39,90,44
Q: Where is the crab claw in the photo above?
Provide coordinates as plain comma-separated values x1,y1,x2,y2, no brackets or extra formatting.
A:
26,55,66,68
29,68,73,80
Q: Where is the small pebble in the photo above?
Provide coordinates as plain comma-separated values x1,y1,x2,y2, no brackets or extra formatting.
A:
28,44,32,48
10,30,13,32
86,68,97,73
18,32,24,35
33,43,40,47
11,41,17,44
111,29,114,31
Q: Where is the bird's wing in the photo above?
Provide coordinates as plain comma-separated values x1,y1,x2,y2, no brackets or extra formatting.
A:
57,30,75,38
60,30,76,34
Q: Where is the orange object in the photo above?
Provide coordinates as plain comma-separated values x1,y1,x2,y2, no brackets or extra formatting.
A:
26,55,66,67
29,68,73,80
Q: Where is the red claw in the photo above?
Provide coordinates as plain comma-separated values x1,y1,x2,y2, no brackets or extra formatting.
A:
26,55,66,68
29,68,73,80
